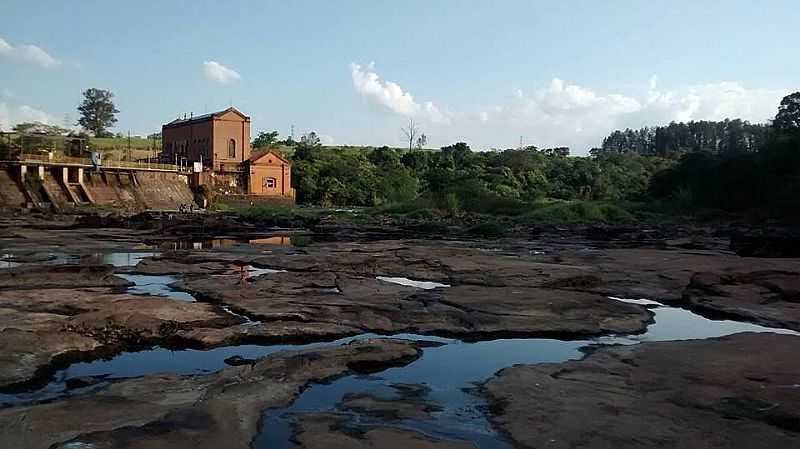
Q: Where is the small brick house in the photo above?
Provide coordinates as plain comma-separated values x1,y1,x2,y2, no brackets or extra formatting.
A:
246,150,292,197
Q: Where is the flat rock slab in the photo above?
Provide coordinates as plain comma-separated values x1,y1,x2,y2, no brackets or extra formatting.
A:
0,339,422,449
0,264,131,290
483,332,800,449
684,270,800,331
0,288,236,389
178,271,653,340
292,413,475,449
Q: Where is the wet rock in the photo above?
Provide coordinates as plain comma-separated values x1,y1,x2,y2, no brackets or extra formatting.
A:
291,413,474,449
0,264,131,290
178,271,653,340
0,339,422,449
65,375,107,389
223,355,256,366
483,333,800,449
683,270,800,330
338,383,441,421
0,288,236,389
731,229,800,258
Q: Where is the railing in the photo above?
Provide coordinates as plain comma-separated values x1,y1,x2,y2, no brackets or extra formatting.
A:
5,153,186,172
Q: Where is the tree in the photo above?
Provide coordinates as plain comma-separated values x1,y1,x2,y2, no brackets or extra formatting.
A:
77,88,119,137
401,119,420,151
253,130,279,149
300,131,321,147
774,92,800,130
416,133,427,150
12,122,69,135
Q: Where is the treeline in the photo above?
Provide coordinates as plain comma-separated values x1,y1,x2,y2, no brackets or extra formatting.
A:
288,141,671,212
648,92,800,218
280,91,799,221
595,119,771,156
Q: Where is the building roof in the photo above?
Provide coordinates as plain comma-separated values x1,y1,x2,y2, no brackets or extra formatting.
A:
248,150,291,165
163,107,249,128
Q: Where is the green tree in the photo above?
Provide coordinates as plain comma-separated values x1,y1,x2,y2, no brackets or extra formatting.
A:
774,92,800,130
77,88,119,137
252,130,279,149
12,122,69,135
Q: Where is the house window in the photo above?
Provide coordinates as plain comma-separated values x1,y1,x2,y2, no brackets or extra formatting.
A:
228,139,236,158
263,177,277,189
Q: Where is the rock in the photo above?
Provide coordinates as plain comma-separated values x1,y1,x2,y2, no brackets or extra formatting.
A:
0,339,422,449
731,229,800,257
0,264,131,290
0,288,236,389
177,271,653,341
223,355,256,366
65,375,107,389
338,383,441,421
683,270,800,330
291,413,474,449
483,333,800,449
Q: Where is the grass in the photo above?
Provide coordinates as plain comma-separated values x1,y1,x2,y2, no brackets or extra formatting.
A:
521,201,637,223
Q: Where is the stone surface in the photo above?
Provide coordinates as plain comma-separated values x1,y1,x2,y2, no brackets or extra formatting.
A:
0,339,421,449
0,288,236,388
292,413,475,449
177,271,653,340
682,270,800,330
483,332,800,449
0,264,131,290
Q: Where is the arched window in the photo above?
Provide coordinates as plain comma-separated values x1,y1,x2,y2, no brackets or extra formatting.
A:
263,177,277,189
228,139,236,158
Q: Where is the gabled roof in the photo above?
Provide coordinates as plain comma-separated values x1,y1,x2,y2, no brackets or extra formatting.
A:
248,150,291,165
163,107,249,127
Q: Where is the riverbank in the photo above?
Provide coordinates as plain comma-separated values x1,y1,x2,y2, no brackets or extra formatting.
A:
0,211,798,448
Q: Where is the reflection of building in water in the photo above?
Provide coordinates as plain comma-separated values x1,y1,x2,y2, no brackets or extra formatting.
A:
166,236,292,250
249,236,291,246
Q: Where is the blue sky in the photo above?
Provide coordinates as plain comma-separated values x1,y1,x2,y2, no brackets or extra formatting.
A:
1,0,797,154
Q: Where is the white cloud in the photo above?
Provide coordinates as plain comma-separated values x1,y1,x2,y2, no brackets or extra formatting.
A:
345,65,787,154
0,102,57,131
203,60,241,84
0,37,61,68
350,63,450,124
642,78,783,125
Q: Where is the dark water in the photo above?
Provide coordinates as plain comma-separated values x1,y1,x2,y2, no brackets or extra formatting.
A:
1,252,797,446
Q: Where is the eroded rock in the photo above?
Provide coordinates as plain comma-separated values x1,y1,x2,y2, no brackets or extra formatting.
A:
483,332,800,449
0,339,422,449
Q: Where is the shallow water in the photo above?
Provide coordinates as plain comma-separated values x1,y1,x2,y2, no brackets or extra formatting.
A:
1,251,797,446
376,276,451,289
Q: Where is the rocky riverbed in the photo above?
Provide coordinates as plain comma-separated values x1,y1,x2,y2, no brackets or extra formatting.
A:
0,212,799,448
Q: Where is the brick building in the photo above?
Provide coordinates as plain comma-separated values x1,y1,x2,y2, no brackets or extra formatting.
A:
161,107,293,202
162,107,251,171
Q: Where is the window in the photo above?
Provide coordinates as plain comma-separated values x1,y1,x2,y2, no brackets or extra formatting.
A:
228,139,236,158
263,177,277,189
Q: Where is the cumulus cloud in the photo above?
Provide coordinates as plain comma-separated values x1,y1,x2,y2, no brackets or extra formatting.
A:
0,102,57,131
0,37,61,68
203,61,241,84
346,64,786,153
350,63,450,124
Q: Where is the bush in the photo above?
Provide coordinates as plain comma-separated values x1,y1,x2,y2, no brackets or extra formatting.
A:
466,221,507,238
523,201,635,223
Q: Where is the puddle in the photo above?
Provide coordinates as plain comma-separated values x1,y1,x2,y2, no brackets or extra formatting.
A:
152,237,294,250
255,301,799,448
117,274,196,302
376,276,450,289
0,252,158,268
247,265,286,277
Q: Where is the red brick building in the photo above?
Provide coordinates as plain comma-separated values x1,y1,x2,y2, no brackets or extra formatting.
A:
162,107,293,201
162,107,251,171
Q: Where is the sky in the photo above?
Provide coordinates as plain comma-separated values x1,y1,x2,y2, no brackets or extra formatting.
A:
1,0,797,154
